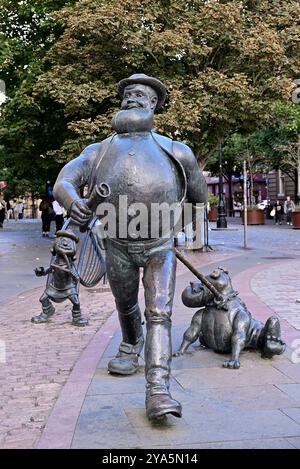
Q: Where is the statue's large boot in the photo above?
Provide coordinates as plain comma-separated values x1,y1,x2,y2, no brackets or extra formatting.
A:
261,316,286,358
31,296,55,324
108,303,144,375
145,316,182,420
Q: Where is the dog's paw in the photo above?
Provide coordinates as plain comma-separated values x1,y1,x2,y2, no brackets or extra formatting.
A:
173,351,184,357
223,359,240,369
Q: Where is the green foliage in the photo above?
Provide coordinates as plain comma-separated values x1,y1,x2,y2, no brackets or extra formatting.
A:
33,0,300,163
0,0,77,197
208,192,219,207
249,102,300,179
0,0,299,197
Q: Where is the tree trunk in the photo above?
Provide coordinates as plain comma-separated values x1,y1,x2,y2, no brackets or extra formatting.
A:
228,173,233,216
294,168,299,204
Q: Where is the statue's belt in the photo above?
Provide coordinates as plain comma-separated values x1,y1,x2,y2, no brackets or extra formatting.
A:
108,237,172,254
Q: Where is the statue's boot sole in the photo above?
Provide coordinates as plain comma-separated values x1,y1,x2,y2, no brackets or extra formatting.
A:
72,318,89,327
108,357,139,375
31,317,51,323
146,395,182,421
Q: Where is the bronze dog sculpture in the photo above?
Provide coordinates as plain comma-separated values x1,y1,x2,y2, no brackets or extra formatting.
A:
31,229,88,326
174,267,285,368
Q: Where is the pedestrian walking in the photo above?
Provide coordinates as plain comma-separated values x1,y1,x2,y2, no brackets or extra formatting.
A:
274,200,284,225
284,196,295,225
52,199,64,233
16,199,24,219
0,193,7,228
7,199,15,220
39,198,53,237
12,199,18,220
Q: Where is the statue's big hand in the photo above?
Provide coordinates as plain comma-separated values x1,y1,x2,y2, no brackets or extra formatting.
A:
35,267,45,276
70,199,92,226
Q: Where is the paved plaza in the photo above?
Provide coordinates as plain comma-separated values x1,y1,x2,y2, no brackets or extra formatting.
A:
1,217,300,449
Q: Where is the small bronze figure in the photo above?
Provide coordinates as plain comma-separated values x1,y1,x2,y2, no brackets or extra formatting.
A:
31,229,88,327
53,73,208,420
174,267,286,368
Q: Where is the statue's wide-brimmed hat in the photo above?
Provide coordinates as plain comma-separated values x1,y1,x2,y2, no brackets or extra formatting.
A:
117,73,167,109
56,229,79,243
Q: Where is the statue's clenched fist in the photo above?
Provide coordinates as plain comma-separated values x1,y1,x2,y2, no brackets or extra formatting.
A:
70,199,92,226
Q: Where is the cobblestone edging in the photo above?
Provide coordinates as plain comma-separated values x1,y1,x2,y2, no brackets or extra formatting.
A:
251,261,300,331
0,285,115,449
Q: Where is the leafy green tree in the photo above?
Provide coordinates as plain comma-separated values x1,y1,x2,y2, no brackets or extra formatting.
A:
249,102,300,201
34,0,299,165
1,0,299,199
0,0,77,198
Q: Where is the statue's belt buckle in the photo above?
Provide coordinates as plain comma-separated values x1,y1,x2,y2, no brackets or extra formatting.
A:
127,244,145,254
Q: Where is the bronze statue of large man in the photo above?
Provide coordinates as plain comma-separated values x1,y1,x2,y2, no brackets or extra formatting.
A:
54,74,207,420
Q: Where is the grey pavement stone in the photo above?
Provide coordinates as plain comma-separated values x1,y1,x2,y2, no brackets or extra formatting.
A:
171,343,290,370
274,364,300,383
173,365,294,391
251,262,300,331
72,395,130,423
276,384,300,404
281,408,300,425
87,368,147,396
152,438,296,449
102,330,122,358
163,409,300,445
287,437,300,448
72,425,142,449
172,384,299,412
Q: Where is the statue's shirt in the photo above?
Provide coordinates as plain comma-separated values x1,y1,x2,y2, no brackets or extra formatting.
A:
95,132,182,240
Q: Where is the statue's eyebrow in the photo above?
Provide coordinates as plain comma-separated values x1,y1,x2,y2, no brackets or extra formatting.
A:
124,86,147,95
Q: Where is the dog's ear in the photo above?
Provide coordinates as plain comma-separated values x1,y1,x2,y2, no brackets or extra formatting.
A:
210,269,220,279
218,266,229,274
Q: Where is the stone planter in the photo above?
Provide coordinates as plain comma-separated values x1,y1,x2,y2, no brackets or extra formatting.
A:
208,207,218,222
242,209,265,225
292,211,300,229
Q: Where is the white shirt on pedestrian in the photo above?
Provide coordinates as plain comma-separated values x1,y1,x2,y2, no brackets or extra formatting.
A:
52,200,64,216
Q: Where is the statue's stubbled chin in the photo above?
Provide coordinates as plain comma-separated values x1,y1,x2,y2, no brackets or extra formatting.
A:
112,108,154,134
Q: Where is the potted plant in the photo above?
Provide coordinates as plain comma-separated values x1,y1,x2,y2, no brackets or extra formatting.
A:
207,193,219,222
292,206,300,229
242,205,265,225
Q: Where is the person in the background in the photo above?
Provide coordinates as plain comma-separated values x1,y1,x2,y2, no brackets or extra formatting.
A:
16,199,24,219
284,196,295,225
0,193,7,228
39,198,53,237
7,199,16,220
12,199,18,220
274,199,284,225
52,199,64,233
